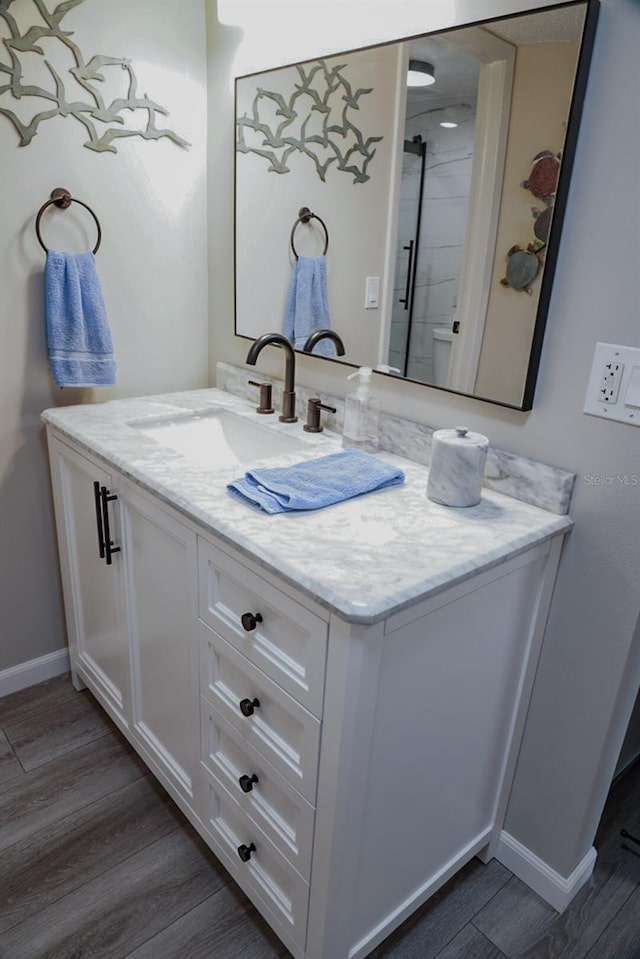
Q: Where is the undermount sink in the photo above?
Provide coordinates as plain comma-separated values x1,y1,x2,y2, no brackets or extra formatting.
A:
130,409,308,471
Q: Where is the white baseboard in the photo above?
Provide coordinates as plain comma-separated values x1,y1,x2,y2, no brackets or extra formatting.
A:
495,831,597,913
0,648,70,698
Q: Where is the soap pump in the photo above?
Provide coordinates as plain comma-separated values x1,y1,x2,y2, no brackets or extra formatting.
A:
342,366,380,452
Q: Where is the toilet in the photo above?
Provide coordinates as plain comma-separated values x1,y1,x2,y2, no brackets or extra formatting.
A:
432,327,453,387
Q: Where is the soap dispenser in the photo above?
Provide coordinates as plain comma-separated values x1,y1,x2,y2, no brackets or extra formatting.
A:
342,367,380,452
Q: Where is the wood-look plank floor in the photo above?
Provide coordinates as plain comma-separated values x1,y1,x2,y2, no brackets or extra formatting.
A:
0,675,638,959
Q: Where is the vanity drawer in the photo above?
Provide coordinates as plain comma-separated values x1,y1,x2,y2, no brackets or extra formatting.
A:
199,622,321,803
201,699,315,879
198,538,327,717
201,771,310,953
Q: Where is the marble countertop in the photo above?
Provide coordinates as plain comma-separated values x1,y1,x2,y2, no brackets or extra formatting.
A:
42,388,572,624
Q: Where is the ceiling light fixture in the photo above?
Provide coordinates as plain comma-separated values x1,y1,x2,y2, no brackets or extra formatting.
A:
438,108,459,129
407,60,435,88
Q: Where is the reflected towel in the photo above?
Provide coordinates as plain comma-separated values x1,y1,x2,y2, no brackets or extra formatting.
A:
45,250,116,387
227,449,405,514
283,255,333,356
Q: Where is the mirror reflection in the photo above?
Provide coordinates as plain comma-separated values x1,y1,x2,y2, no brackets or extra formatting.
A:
234,2,591,409
389,33,483,387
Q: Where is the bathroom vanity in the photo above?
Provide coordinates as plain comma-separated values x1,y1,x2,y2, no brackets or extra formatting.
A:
43,386,571,959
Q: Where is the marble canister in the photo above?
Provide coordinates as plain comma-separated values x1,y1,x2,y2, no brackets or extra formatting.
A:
427,427,489,507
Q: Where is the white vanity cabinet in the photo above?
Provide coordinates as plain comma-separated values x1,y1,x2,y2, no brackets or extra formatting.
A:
194,526,561,959
196,537,329,949
47,434,199,812
46,437,131,729
117,480,199,808
46,424,566,959
307,546,561,959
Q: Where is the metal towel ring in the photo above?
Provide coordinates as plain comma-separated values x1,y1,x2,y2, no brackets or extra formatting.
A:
290,206,329,259
35,188,102,255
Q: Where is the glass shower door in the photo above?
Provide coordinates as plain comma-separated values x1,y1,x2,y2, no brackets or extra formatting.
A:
388,136,426,377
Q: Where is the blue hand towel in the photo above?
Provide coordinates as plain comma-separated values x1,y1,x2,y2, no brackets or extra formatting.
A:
283,255,334,356
45,250,116,387
227,449,405,514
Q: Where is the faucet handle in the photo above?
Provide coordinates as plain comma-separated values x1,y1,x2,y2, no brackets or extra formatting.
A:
248,380,274,414
304,397,337,433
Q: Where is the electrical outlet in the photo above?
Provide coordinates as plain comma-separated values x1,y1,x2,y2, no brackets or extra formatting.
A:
599,360,624,403
584,342,640,426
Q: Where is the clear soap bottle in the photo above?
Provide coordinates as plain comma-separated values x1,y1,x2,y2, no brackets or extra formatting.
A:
342,367,380,452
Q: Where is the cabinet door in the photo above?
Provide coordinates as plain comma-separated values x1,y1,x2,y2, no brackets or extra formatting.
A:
47,436,130,728
119,482,199,807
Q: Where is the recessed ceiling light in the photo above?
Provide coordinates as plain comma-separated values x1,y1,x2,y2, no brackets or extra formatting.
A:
440,121,458,128
407,60,435,87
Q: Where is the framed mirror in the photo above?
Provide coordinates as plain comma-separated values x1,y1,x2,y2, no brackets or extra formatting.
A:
234,0,598,410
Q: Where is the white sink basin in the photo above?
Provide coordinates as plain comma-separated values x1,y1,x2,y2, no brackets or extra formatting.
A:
129,409,308,471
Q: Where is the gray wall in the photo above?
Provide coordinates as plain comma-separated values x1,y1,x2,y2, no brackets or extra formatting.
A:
0,0,209,674
207,0,640,881
615,686,640,778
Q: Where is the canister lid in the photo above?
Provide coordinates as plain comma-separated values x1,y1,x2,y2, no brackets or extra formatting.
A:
433,426,489,448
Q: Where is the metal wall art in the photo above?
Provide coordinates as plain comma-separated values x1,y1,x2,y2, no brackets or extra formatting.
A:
236,59,383,184
500,149,561,295
0,0,188,153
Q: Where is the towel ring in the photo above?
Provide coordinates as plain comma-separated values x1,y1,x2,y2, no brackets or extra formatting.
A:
290,206,329,259
35,188,102,255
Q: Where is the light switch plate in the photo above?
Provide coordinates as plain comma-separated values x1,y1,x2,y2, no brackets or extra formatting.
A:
584,342,640,426
365,276,379,309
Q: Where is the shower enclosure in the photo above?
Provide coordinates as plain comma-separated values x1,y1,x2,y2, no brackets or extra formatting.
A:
389,136,427,379
387,37,480,385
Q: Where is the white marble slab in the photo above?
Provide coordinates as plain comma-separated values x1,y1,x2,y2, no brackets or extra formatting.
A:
42,384,572,625
217,362,576,515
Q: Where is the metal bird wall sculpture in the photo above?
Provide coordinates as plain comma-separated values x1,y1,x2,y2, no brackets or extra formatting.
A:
236,58,382,184
0,0,189,153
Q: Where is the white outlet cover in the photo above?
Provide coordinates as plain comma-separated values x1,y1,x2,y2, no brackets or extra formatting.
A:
584,342,640,426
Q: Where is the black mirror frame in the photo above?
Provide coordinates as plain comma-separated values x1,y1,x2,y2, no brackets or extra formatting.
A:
233,0,600,412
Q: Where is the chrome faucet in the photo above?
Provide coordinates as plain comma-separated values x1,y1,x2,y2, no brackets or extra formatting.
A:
302,329,346,356
246,333,298,423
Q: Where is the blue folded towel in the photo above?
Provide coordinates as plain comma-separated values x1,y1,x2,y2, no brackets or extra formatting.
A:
227,449,405,514
283,255,334,356
45,250,116,387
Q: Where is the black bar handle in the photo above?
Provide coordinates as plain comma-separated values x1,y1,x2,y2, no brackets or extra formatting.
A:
399,240,414,310
100,486,121,566
93,481,106,559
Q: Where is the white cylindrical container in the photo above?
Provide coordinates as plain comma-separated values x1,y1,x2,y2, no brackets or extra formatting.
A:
432,327,453,388
427,426,489,507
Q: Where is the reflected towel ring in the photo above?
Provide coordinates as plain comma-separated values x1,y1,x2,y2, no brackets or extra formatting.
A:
290,206,329,259
35,187,102,255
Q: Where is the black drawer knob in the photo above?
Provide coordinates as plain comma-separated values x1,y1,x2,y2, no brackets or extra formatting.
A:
237,842,256,863
239,697,260,717
241,612,263,632
239,773,259,793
